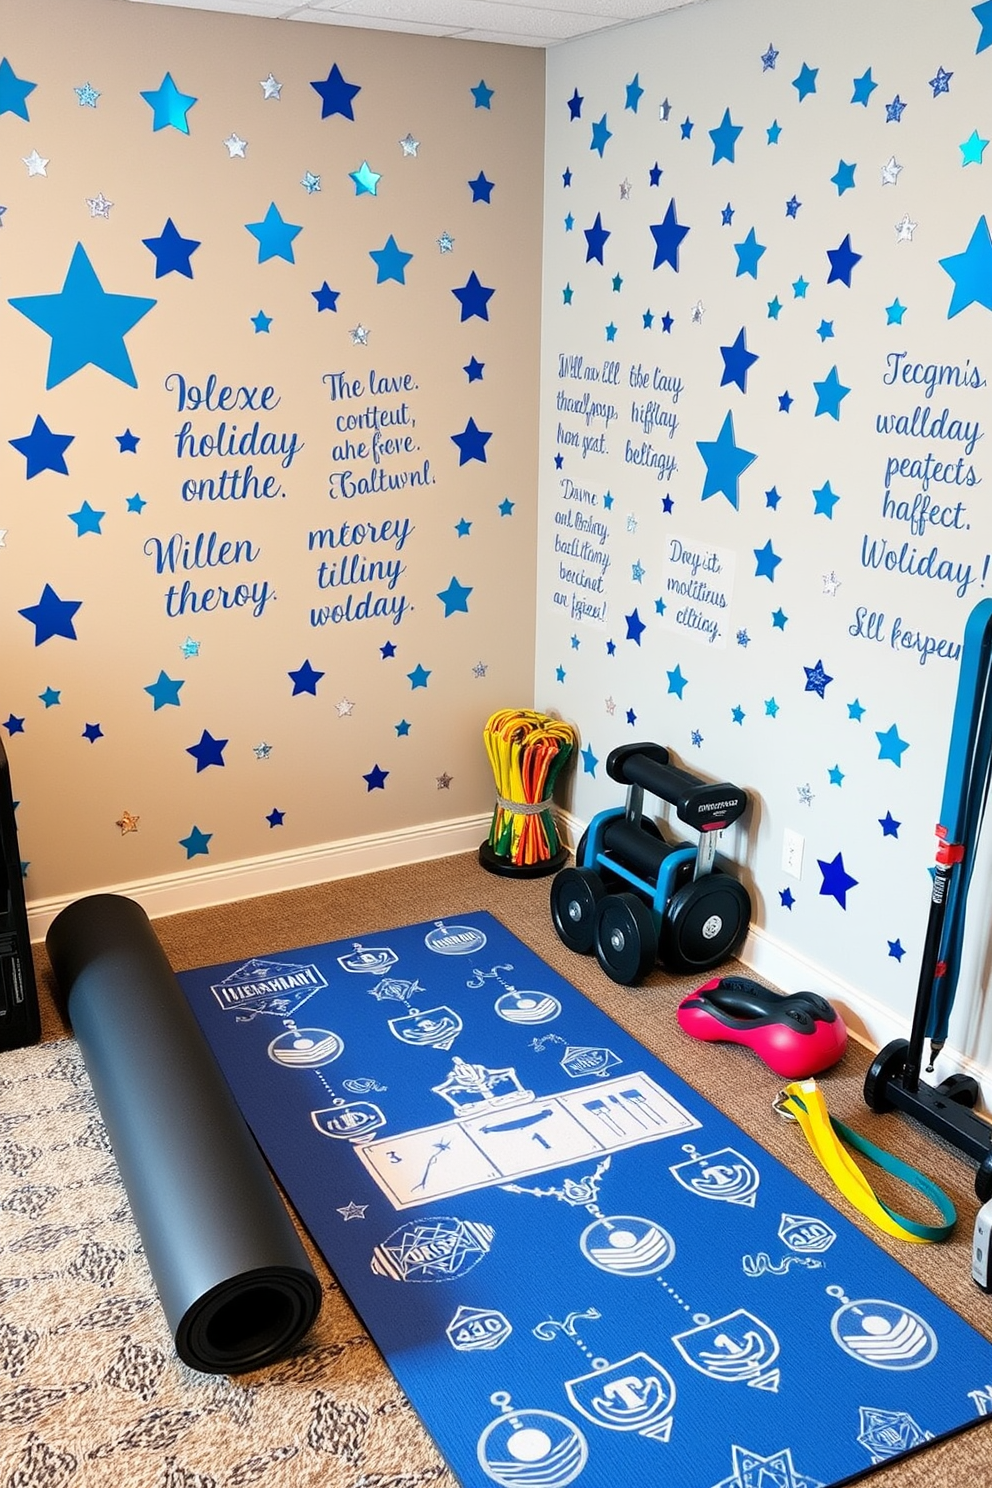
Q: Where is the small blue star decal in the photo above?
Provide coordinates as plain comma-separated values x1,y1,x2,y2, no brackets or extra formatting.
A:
117,429,139,453
762,44,779,70
697,410,757,507
719,327,758,392
831,160,856,194
780,887,796,909
650,199,690,271
813,365,851,419
9,415,74,478
311,63,361,120
363,764,389,791
793,63,818,101
649,163,663,186
886,95,907,122
267,809,285,827
590,115,612,156
186,729,227,771
142,218,200,278
826,233,862,286
0,57,36,119
721,203,735,225
19,583,81,645
733,227,766,278
818,851,858,908
126,493,146,513
584,212,610,264
888,939,906,961
251,310,272,333
804,659,833,696
767,120,782,143
471,80,494,109
778,391,793,412
82,723,104,743
731,705,745,725
765,487,781,508
141,72,197,133
625,609,646,645
667,665,687,698
785,195,801,218
753,539,781,580
145,671,185,710
455,518,472,536
39,688,60,708
351,160,381,195
886,299,907,324
976,0,992,52
245,203,302,264
437,577,472,616
369,234,413,284
450,417,491,465
288,659,324,695
625,74,643,112
499,498,514,516
816,319,834,342
793,276,809,298
765,697,779,717
929,65,953,96
828,765,845,786
852,68,877,105
876,723,909,765
452,270,495,321
468,171,494,203
812,480,839,517
408,664,431,689
396,720,411,737
680,118,694,138
879,811,901,837
465,356,485,381
768,297,782,319
709,107,743,164
180,826,212,859
3,716,24,736
939,215,992,317
568,88,583,120
772,608,788,629
312,282,340,312
848,699,866,721
581,744,599,776
556,665,566,683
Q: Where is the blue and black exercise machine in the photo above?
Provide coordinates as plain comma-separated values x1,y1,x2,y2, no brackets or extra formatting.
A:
550,742,752,985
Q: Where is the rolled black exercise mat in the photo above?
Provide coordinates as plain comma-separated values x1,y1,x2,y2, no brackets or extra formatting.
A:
45,893,322,1374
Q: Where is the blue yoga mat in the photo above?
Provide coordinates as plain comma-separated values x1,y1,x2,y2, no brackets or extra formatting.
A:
177,912,992,1487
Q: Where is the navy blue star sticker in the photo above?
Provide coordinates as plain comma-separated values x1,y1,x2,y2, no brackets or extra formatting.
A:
804,658,833,696
311,63,361,120
469,171,494,203
289,659,324,695
10,415,74,477
19,583,81,644
312,281,340,312
625,609,646,644
451,417,491,465
568,88,583,120
186,729,228,771
826,233,862,286
719,327,758,392
142,218,201,278
584,211,610,264
650,199,689,271
452,270,495,321
818,851,858,908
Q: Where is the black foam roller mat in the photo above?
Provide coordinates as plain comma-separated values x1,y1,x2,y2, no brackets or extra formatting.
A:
45,893,322,1374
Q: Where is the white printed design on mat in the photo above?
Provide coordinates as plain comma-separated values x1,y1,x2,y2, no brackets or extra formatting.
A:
210,958,327,1018
267,1027,343,1069
672,1310,781,1391
495,989,562,1024
311,1100,386,1142
669,1145,760,1207
337,943,399,975
856,1406,933,1463
742,1212,835,1277
447,1305,512,1351
355,1071,700,1208
425,920,488,955
565,1353,677,1441
370,1216,495,1282
477,1393,587,1488
711,1443,823,1488
388,1006,463,1050
580,1215,676,1277
828,1289,938,1370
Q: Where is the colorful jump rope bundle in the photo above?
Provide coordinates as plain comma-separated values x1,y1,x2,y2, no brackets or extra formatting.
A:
483,709,575,870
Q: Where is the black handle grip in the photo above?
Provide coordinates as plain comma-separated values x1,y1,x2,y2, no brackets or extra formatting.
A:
606,743,747,830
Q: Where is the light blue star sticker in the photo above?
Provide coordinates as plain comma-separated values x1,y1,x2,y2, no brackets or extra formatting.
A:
734,227,766,278
141,72,197,133
886,299,906,324
180,825,212,859
793,63,818,100
581,744,599,776
68,500,104,535
590,115,612,155
251,310,272,333
350,160,381,195
849,698,867,721
976,1,992,52
471,80,494,108
812,480,839,517
408,664,431,689
753,539,781,580
437,577,472,616
625,74,643,112
39,687,61,708
697,410,757,507
370,234,413,284
876,723,909,765
0,57,36,119
245,203,303,264
961,130,989,165
939,215,992,317
145,671,185,709
831,160,856,194
813,365,851,419
9,243,156,389
852,68,877,105
767,120,782,143
709,107,743,163
667,665,687,697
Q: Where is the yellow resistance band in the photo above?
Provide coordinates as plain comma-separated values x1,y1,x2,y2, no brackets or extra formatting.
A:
776,1079,956,1244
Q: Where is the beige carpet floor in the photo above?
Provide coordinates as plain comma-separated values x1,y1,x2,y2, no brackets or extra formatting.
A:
2,849,991,1487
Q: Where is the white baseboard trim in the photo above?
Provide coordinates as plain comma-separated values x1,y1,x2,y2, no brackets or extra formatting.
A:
559,809,991,1109
27,812,492,944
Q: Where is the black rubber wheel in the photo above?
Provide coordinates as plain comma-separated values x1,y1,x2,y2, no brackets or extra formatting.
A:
976,1149,992,1204
863,1038,909,1113
658,874,751,974
550,868,606,954
935,1072,980,1109
593,893,658,986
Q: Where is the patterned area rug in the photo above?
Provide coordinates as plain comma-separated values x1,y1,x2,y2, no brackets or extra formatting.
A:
0,1036,455,1488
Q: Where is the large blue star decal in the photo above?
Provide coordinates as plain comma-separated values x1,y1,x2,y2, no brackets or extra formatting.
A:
451,417,491,464
246,203,303,264
0,57,36,119
452,271,495,321
976,1,992,52
696,410,756,506
19,583,82,645
826,233,862,285
590,115,612,156
939,215,992,317
719,328,758,392
289,659,324,695
734,227,766,278
818,851,858,908
876,723,909,765
584,211,610,264
9,243,156,389
187,729,227,771
10,415,74,478
140,72,197,133
813,365,851,419
793,63,818,101
311,63,361,120
143,218,201,278
753,540,781,580
709,107,742,164
369,234,413,284
437,576,472,615
650,200,690,271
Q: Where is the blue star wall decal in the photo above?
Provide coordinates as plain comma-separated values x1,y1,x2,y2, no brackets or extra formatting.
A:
180,825,212,859
812,480,839,517
581,744,599,775
140,72,197,133
590,115,612,155
719,327,758,392
116,429,139,453
929,65,953,96
408,663,431,688
762,43,779,70
876,723,909,765
369,234,413,284
625,74,643,112
471,80,494,109
568,87,583,119
82,723,104,743
667,664,687,697
650,199,690,270
3,716,25,736
437,577,472,615
804,658,833,696
976,0,992,51
793,63,818,101
288,659,324,695
69,501,104,535
709,107,743,163
452,270,495,321
468,171,494,203
351,160,381,195
363,764,389,791
879,811,901,836
584,212,610,263
753,539,781,580
245,203,302,264
464,356,484,381
734,227,766,277
780,887,796,909
939,215,992,316
852,68,877,105
186,729,227,771
813,365,851,419
142,218,201,278
267,809,285,827
696,410,757,506
625,609,646,644
831,160,856,194
818,851,858,908
9,415,74,477
826,233,862,285
312,282,340,311
0,56,36,118
450,417,491,464
145,671,185,709
311,63,361,120
251,310,272,333
18,583,81,644
9,243,156,389
885,95,906,122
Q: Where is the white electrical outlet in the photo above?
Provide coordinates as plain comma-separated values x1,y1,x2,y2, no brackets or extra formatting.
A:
782,828,805,878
